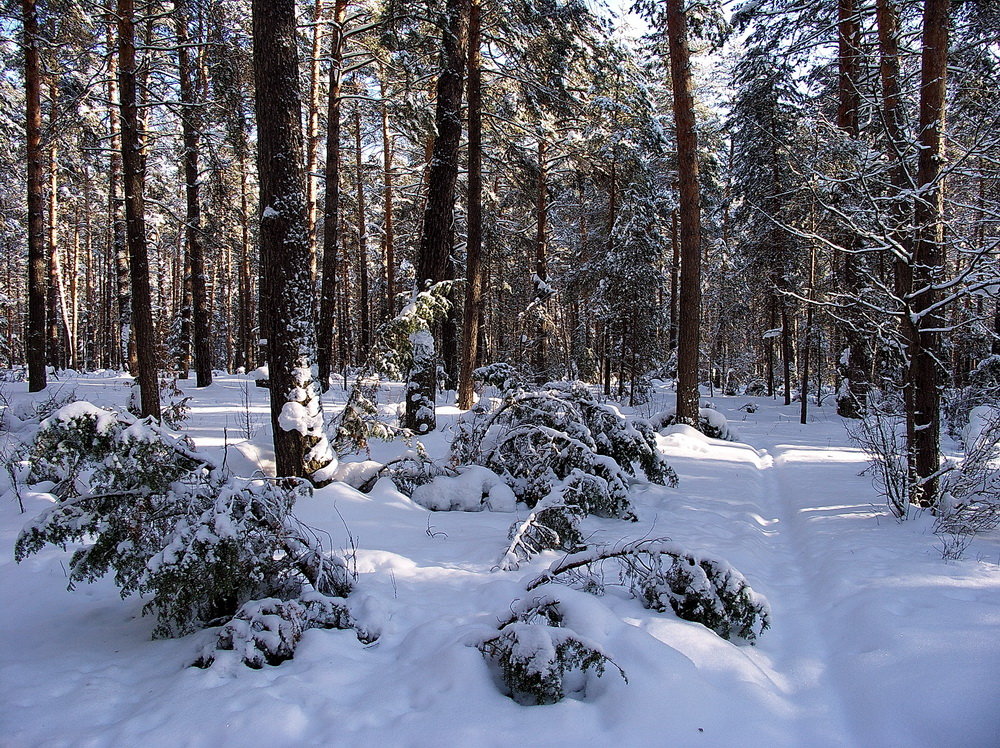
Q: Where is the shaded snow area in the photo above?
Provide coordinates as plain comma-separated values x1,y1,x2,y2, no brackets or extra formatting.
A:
1,374,998,747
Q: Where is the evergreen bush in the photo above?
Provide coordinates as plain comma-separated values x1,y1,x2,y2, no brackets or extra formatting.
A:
453,376,677,520
526,540,770,643
16,402,357,645
477,595,625,705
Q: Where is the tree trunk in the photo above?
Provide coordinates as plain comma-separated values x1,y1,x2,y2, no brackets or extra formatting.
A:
177,0,212,386
317,0,349,391
835,0,870,418
379,72,396,317
237,147,255,373
669,209,679,351
781,299,793,405
305,0,324,275
105,19,132,374
252,0,335,483
405,0,471,434
667,0,702,426
534,137,548,381
801,246,816,424
457,0,483,410
23,0,46,391
118,0,160,419
354,102,370,357
46,92,63,371
905,0,949,508
876,0,916,437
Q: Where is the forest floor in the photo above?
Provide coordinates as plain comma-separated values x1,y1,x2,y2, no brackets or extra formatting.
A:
1,373,998,747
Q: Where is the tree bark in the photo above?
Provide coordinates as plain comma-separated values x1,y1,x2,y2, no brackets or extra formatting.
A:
176,0,212,386
667,0,702,426
46,90,65,371
906,0,949,507
23,0,46,391
105,19,132,374
354,102,370,356
118,0,160,419
835,0,870,418
534,137,548,382
457,0,483,410
379,73,396,318
305,0,324,275
252,0,335,482
317,0,349,391
405,0,471,434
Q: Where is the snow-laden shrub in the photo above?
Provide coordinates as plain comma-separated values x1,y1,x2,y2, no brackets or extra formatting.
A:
943,356,1000,438
128,376,191,428
411,465,516,512
651,405,736,441
359,449,452,496
473,362,525,392
845,393,910,518
195,592,376,669
499,477,588,570
332,381,398,454
635,551,768,641
452,378,677,520
477,595,625,705
744,380,767,397
935,405,1000,558
526,540,770,643
5,385,76,429
15,403,355,640
27,402,122,487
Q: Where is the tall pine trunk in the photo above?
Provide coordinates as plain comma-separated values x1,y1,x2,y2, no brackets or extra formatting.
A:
23,0,46,391
317,0,349,391
252,0,335,482
667,0,702,426
405,0,471,434
354,102,370,357
118,0,160,419
835,0,870,418
457,0,483,410
905,0,949,507
379,73,396,318
533,137,548,382
177,0,212,386
305,0,324,273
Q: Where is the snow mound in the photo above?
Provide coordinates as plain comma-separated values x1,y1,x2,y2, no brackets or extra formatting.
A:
39,401,119,434
651,406,738,441
410,466,516,512
333,460,384,489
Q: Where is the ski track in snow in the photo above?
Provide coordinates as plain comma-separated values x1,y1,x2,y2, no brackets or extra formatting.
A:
751,442,858,745
1,376,998,747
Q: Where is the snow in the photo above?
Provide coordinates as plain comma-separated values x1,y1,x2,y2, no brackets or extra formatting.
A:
1,373,999,746
411,465,517,513
278,400,311,434
40,400,119,434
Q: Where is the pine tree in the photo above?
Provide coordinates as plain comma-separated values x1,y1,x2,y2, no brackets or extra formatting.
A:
666,0,702,426
405,0,471,434
252,0,335,483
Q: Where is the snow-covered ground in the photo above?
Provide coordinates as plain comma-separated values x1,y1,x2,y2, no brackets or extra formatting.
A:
1,374,998,747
